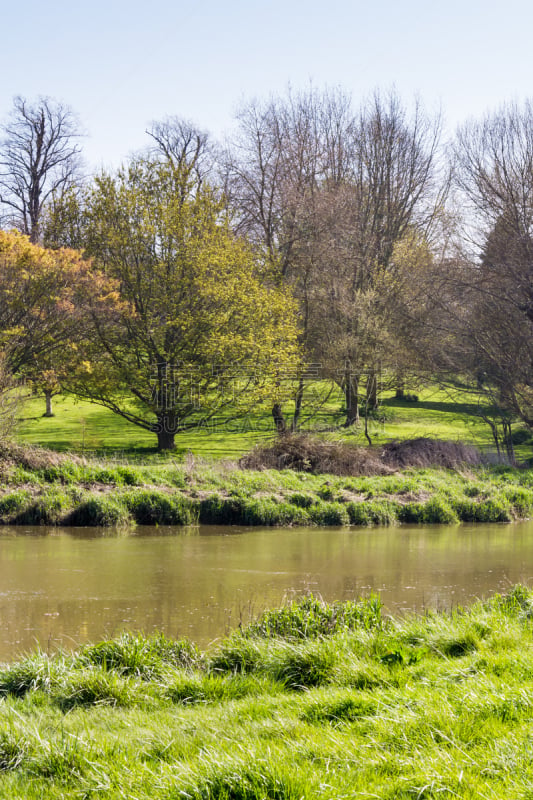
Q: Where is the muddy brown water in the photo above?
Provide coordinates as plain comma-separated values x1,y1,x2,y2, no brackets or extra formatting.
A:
1,521,533,661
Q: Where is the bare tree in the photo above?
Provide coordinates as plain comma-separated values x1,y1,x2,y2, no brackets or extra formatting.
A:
225,87,444,429
146,117,215,194
0,96,83,243
450,101,533,441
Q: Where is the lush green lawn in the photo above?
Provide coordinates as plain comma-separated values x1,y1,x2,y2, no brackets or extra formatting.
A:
16,384,526,461
1,591,533,798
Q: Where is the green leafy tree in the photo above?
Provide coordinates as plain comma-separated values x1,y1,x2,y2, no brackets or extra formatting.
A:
71,157,300,450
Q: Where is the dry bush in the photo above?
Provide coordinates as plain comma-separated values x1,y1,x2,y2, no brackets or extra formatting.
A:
240,435,484,476
239,435,394,476
380,438,483,469
0,441,83,472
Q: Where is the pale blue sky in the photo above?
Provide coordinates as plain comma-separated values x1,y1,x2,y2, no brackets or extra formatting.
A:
2,0,532,170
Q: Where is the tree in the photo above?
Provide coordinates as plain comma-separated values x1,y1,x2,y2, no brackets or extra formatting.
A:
70,154,300,451
0,230,120,416
0,96,83,243
225,88,443,428
450,102,533,441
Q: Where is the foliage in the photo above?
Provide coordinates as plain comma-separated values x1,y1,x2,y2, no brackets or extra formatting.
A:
67,156,300,450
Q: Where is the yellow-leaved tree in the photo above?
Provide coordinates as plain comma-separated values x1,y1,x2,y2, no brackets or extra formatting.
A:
71,156,301,450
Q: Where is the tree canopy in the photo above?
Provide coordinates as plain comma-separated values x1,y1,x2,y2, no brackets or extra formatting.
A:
69,156,300,450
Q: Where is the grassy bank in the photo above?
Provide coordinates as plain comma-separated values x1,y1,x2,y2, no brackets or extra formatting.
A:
1,590,533,798
1,441,533,527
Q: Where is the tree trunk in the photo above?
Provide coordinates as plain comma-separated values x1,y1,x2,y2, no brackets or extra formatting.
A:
291,378,305,433
343,374,359,427
272,403,287,435
43,390,54,417
366,371,378,410
156,412,177,451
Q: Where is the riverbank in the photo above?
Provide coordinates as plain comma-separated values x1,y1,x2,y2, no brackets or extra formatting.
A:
0,590,532,798
0,440,532,527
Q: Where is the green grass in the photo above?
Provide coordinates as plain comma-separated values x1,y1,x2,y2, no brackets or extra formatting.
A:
17,384,531,461
1,447,533,527
3,591,533,797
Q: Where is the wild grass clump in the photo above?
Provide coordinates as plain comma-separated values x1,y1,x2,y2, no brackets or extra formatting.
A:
210,634,337,689
264,640,336,689
347,499,399,525
123,489,198,525
243,594,383,639
397,496,458,524
77,632,200,678
165,673,276,705
308,501,349,526
53,667,139,710
301,690,378,725
0,729,31,772
199,495,309,526
178,761,309,800
0,489,31,522
65,494,132,527
13,487,72,525
0,653,69,698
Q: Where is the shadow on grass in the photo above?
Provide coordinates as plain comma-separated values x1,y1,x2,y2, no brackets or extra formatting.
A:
383,398,489,417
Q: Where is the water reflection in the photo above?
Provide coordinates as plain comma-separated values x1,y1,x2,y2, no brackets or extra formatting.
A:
0,522,532,661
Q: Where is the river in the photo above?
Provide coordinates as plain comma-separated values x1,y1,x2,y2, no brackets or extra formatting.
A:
0,521,532,661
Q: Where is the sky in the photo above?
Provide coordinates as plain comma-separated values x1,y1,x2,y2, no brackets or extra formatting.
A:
2,0,533,172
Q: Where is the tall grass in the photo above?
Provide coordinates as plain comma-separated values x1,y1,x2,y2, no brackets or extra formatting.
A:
4,590,533,797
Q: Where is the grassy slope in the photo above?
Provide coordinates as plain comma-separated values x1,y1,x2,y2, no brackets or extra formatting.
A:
17,385,528,461
1,592,533,798
1,447,533,527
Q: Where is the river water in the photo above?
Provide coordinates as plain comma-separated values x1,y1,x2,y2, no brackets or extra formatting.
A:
1,521,533,661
